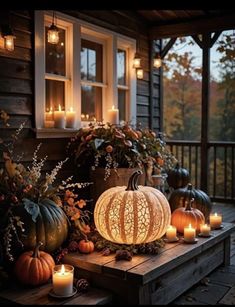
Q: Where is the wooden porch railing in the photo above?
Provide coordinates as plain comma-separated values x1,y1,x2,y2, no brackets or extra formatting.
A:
166,140,235,203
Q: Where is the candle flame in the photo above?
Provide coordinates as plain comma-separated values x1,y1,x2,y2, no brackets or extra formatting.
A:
58,105,61,112
215,212,217,216
189,224,192,228
112,105,115,110
70,106,73,112
60,264,65,274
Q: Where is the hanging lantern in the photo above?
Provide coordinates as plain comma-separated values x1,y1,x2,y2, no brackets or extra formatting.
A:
133,53,141,68
2,25,16,51
94,170,171,245
0,33,5,49
47,12,59,44
153,53,162,68
136,68,144,79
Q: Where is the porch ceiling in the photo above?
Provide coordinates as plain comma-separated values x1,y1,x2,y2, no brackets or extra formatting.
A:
135,10,235,39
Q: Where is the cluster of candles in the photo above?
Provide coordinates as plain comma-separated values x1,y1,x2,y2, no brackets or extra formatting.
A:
166,212,223,243
45,105,76,129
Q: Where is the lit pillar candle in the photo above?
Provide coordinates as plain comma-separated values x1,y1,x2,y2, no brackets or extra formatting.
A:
107,105,119,125
184,224,196,242
54,105,65,129
52,264,74,296
200,223,211,236
209,212,222,229
66,107,76,128
166,225,177,242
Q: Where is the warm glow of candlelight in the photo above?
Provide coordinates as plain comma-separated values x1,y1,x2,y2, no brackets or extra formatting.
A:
58,104,61,112
60,264,65,274
184,223,196,242
209,212,222,229
52,264,74,296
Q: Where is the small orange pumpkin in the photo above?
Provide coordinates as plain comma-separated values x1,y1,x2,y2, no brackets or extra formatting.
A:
14,242,55,286
171,198,205,233
78,239,94,254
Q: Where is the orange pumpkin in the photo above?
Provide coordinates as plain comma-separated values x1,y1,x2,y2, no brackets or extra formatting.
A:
14,242,55,286
78,239,94,254
171,198,205,233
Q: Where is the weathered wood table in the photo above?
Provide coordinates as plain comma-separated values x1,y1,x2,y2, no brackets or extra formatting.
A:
64,222,235,305
0,281,112,305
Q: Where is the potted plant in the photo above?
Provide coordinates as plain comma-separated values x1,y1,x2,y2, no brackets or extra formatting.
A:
67,122,177,203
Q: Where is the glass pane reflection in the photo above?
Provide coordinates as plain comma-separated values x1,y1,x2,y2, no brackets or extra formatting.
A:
117,49,126,85
118,89,126,122
46,80,65,111
81,39,102,82
81,85,102,121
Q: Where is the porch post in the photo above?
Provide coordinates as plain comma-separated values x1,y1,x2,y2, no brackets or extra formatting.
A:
200,33,211,192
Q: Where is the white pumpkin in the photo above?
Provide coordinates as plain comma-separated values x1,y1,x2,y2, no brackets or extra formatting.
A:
94,170,171,244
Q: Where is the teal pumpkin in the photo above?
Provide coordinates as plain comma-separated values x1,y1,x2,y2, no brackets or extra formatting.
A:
12,199,68,253
167,163,190,189
169,183,212,222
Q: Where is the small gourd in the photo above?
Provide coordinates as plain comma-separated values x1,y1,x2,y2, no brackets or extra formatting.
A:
14,242,55,286
78,239,94,254
171,198,205,233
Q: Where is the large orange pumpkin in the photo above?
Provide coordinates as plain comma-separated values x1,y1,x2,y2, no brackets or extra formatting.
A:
94,170,171,244
14,242,55,286
171,198,205,233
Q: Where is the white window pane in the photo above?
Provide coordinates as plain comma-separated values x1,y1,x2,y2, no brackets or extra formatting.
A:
81,85,102,121
81,39,102,82
46,79,65,112
118,89,126,122
45,26,66,76
117,49,126,85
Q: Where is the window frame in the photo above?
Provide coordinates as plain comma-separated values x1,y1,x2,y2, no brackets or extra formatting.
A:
35,10,136,138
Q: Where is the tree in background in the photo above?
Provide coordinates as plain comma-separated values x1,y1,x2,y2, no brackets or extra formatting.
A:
163,38,202,140
210,32,235,142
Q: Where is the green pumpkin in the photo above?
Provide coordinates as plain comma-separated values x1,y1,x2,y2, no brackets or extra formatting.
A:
12,199,68,253
167,163,190,189
169,183,212,222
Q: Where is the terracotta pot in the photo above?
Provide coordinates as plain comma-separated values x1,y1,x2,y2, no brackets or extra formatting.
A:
90,167,146,205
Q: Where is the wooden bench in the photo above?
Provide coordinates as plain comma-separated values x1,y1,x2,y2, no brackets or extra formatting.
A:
0,282,112,305
64,222,235,305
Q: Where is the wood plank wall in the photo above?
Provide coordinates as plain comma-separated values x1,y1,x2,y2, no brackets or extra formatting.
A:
0,10,161,178
0,10,73,178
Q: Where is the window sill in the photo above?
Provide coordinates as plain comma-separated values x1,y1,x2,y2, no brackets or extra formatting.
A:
35,128,78,139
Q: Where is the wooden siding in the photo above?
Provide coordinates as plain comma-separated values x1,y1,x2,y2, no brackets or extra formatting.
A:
0,10,161,177
0,10,69,176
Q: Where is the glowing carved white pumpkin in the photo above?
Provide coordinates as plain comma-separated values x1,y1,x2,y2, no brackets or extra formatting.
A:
94,170,171,244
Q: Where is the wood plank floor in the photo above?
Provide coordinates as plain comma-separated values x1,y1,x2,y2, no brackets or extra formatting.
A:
172,202,235,305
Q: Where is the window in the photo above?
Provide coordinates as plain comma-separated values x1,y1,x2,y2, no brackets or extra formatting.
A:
117,48,128,122
81,39,103,122
35,11,136,138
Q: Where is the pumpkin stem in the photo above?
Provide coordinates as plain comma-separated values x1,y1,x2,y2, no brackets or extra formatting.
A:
32,241,43,258
126,170,142,191
185,197,194,211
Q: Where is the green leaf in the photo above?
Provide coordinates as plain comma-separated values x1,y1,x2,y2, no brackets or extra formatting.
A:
22,198,40,222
